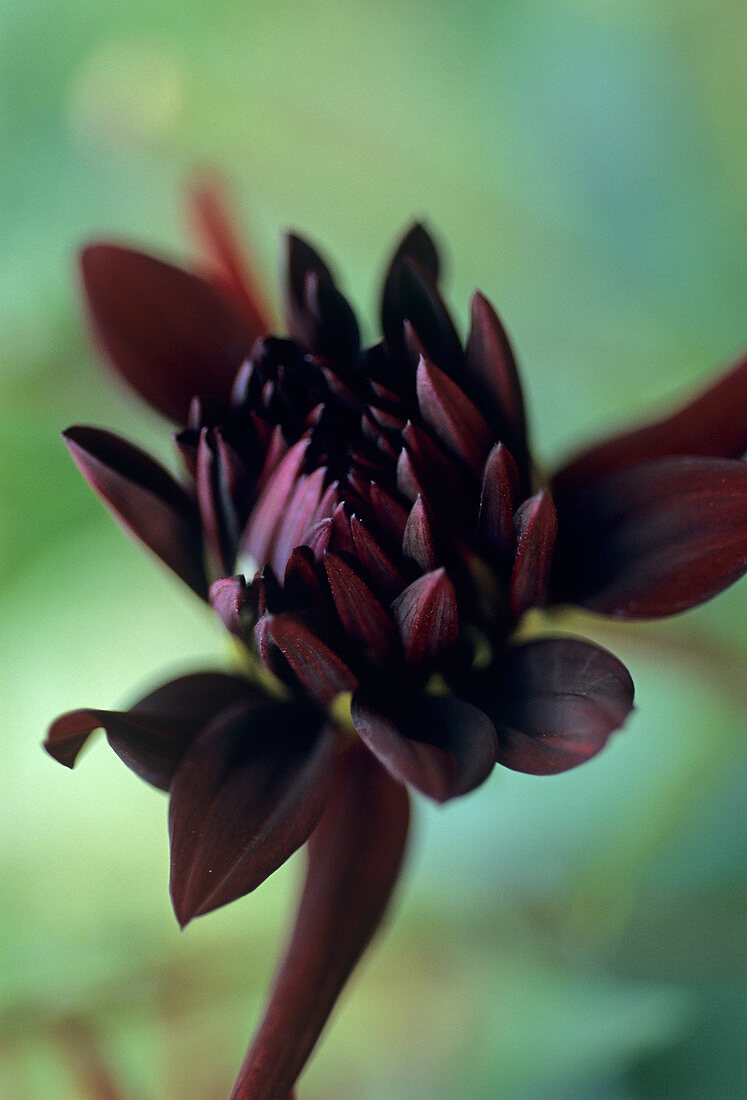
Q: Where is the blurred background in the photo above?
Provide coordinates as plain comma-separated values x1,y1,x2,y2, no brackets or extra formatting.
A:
1,1,745,1096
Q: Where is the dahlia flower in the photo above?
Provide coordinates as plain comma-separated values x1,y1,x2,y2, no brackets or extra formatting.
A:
45,184,747,1099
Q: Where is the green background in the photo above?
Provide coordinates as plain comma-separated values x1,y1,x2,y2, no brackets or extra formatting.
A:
1,2,745,1096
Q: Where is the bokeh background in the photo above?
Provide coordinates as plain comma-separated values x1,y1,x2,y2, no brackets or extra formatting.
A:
2,1,745,1097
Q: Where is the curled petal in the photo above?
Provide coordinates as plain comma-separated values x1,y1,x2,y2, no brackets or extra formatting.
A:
391,568,458,667
210,576,253,638
553,351,747,494
80,244,253,423
351,690,496,801
63,426,207,597
196,429,242,580
323,554,394,661
45,673,256,790
382,255,463,377
509,490,558,621
552,456,747,618
484,638,635,774
466,292,529,482
478,443,520,563
416,357,491,477
230,742,410,1100
169,699,334,926
264,614,359,706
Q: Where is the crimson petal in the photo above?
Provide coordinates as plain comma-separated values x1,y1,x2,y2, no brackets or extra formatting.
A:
484,638,635,774
553,351,747,495
63,426,207,597
351,690,496,801
323,554,394,661
45,673,256,790
552,456,747,618
80,244,253,423
478,443,520,562
230,742,410,1100
416,356,491,477
169,698,334,926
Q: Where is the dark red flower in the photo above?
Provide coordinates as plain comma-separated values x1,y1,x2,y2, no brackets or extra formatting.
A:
45,184,746,1099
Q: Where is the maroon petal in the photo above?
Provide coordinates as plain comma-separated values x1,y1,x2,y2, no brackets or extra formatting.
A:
196,429,242,580
323,554,394,660
552,456,747,618
391,568,458,667
301,270,360,360
169,699,334,926
466,292,529,480
186,176,273,336
478,443,520,562
509,490,558,621
241,438,309,571
416,357,491,477
63,426,207,597
284,234,336,349
351,690,496,801
210,576,253,638
264,614,359,706
553,351,747,495
382,255,463,377
45,673,256,790
485,638,635,774
230,741,409,1100
349,516,405,602
80,244,254,423
403,495,437,570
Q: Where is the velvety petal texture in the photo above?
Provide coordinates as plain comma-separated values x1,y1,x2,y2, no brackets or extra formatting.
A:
483,638,635,774
64,426,208,596
169,698,335,925
230,743,410,1100
45,673,255,790
351,690,497,801
81,244,255,422
553,457,747,617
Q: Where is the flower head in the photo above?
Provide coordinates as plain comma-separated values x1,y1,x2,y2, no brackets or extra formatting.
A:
45,183,747,1098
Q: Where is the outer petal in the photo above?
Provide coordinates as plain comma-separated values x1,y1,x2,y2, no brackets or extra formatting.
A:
168,698,334,926
382,255,463,377
483,638,635,775
351,690,497,801
63,426,207,597
553,351,747,494
80,244,254,423
552,456,747,618
230,741,410,1100
186,176,273,336
44,673,255,790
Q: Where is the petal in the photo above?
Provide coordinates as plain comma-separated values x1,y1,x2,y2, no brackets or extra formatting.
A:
229,741,409,1100
478,443,520,562
349,515,405,602
196,429,242,580
403,495,438,570
209,576,253,638
382,255,463,377
484,638,635,774
63,426,207,597
169,699,334,926
323,554,394,660
391,568,458,667
351,690,496,801
416,357,492,477
509,490,558,621
186,176,273,336
552,456,747,618
264,614,359,706
301,270,360,360
553,351,747,494
283,233,336,349
80,244,254,423
45,673,256,790
466,292,529,481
